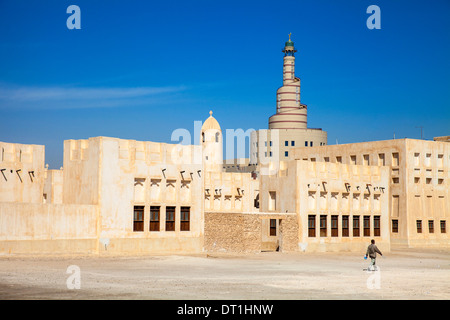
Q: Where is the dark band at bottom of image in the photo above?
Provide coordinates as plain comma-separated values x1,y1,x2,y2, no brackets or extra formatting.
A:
165,300,417,318
177,302,275,317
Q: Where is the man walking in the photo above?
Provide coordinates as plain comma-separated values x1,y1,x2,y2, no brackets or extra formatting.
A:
366,239,382,271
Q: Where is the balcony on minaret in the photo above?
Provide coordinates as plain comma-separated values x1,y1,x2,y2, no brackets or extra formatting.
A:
282,33,297,56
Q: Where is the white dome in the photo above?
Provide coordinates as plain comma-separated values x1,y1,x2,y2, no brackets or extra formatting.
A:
201,110,221,132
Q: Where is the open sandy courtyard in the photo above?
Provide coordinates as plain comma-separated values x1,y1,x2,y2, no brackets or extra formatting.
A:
0,248,449,300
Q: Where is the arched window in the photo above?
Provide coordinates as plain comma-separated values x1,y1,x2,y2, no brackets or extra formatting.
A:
215,132,219,143
202,132,205,143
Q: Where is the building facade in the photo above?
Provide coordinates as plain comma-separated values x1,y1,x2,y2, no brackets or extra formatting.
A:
0,36,448,255
291,139,449,248
258,159,391,252
250,35,327,165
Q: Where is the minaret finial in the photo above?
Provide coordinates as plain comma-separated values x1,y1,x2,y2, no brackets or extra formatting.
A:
289,32,292,41
209,110,213,117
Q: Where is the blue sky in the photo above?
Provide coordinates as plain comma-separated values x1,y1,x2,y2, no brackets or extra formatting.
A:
0,0,449,168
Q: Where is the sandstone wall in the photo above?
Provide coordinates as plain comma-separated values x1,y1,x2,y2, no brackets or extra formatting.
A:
0,202,98,254
204,212,299,253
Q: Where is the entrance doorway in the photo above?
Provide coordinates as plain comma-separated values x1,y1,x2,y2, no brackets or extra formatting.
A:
261,218,282,252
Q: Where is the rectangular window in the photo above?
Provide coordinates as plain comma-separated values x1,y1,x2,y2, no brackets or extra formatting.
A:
392,219,399,233
268,191,276,211
291,141,295,146
363,154,369,166
180,206,190,231
285,141,288,147
285,151,289,157
374,216,381,236
165,206,176,231
308,215,316,237
392,195,400,218
353,216,360,237
437,154,444,167
378,153,385,166
350,155,356,165
133,206,144,232
305,141,308,147
364,216,370,236
150,206,160,231
320,215,327,237
414,153,420,166
428,220,434,233
310,141,313,147
336,156,342,164
331,215,338,237
417,220,422,233
392,152,399,166
270,219,277,236
342,216,349,237
425,153,431,166
440,220,446,233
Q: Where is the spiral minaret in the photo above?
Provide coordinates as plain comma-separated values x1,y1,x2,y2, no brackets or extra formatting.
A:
268,34,307,129
249,34,327,166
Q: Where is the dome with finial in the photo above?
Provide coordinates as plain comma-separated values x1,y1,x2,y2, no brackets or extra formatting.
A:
201,110,221,132
285,32,294,47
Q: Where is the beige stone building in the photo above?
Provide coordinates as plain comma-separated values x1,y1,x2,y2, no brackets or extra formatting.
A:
1,116,448,255
0,141,98,254
0,142,45,204
222,158,257,174
257,159,391,253
0,35,447,256
291,139,449,248
62,136,205,253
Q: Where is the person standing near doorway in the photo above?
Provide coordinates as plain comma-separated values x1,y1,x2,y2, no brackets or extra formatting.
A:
365,239,382,271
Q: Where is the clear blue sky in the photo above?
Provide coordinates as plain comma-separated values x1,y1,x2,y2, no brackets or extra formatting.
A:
0,0,449,168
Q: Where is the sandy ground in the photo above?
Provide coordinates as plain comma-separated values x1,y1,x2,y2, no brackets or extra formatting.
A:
0,248,449,300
